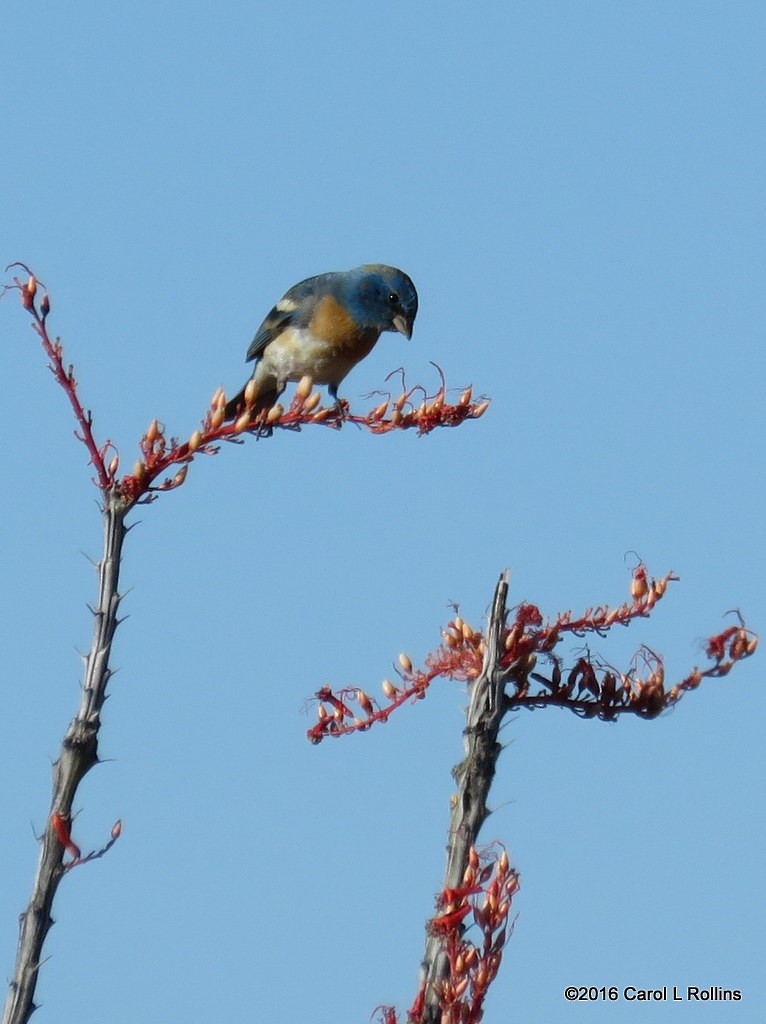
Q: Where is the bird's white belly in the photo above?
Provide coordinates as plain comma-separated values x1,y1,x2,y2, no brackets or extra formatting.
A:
261,327,357,386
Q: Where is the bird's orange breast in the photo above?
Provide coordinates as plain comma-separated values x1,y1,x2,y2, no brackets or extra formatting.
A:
310,295,377,356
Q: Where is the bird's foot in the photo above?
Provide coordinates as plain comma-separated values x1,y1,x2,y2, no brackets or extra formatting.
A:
333,397,350,422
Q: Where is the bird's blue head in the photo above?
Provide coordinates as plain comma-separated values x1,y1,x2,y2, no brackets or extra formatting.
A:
348,264,419,339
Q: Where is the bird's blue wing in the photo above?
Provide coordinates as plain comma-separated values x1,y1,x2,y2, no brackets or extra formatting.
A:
245,306,296,363
245,273,338,363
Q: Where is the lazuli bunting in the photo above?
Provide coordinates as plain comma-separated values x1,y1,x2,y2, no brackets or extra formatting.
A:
224,264,418,419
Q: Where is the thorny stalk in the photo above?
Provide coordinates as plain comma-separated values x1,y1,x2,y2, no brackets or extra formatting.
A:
417,572,513,1024
2,499,127,1024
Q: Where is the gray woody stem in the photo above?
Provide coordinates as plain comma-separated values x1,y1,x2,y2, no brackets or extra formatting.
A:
2,497,128,1024
419,572,510,1024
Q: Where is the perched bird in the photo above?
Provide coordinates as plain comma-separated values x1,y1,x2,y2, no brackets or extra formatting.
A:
224,264,418,420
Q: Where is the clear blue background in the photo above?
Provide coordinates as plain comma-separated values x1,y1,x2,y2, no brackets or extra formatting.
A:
2,2,764,1021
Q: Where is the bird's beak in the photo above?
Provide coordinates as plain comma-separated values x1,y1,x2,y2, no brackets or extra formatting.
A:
392,313,413,339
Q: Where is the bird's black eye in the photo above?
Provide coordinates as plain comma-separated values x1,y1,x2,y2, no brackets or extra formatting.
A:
388,292,399,306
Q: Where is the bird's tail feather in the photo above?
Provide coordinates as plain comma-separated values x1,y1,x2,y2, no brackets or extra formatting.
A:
223,388,246,421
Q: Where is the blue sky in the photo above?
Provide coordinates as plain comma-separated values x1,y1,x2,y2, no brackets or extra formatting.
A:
2,2,764,1022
